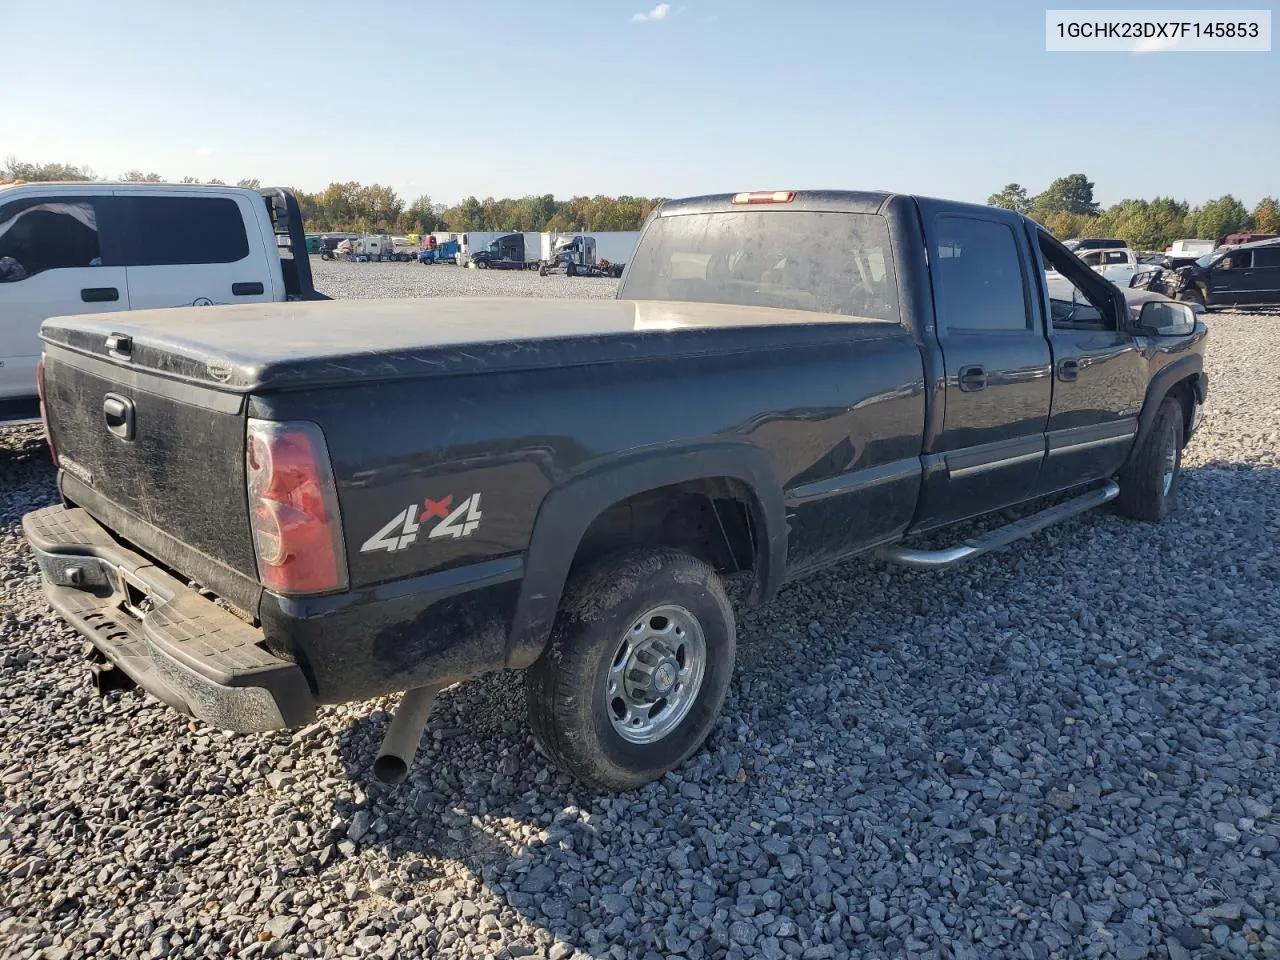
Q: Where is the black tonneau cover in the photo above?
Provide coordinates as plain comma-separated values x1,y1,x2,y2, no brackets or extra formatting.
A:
40,298,895,394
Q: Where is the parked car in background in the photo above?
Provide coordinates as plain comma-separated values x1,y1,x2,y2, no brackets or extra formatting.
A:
0,182,321,424
1064,237,1128,252
1133,238,1280,308
1076,247,1145,286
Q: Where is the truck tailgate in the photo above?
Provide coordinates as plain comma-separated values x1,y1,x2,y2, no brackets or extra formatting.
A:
40,344,260,615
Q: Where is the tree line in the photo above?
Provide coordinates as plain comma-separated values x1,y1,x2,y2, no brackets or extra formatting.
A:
988,174,1280,249
1,157,663,236
6,156,1275,247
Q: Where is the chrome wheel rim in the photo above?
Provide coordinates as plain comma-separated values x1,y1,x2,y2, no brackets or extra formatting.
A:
1162,443,1177,496
606,604,706,744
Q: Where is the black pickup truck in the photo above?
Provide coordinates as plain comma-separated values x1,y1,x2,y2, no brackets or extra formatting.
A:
24,190,1208,792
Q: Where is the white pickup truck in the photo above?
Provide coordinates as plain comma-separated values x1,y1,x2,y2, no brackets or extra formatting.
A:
0,182,321,423
1075,247,1148,287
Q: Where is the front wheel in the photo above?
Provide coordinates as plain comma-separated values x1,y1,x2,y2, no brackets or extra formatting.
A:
1116,397,1184,522
526,549,736,792
1178,286,1206,308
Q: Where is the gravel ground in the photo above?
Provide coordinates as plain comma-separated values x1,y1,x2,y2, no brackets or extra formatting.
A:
310,259,620,301
2,275,1278,960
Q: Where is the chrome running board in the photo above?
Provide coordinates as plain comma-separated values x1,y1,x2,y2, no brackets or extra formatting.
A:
877,481,1120,570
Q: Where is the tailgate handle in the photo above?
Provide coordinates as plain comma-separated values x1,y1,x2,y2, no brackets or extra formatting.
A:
103,393,136,441
232,281,265,296
81,287,119,303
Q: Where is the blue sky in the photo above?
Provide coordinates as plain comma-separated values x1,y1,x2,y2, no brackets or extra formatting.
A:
5,0,1277,207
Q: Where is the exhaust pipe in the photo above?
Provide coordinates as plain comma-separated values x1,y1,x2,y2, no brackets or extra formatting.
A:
372,685,441,785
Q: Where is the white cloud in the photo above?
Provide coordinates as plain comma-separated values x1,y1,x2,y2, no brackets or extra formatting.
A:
196,146,214,157
1133,34,1182,54
632,3,670,22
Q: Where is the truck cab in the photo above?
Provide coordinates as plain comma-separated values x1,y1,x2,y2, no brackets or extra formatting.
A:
469,233,538,269
0,182,317,421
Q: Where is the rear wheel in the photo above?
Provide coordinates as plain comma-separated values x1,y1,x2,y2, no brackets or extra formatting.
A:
1116,397,1184,522
526,548,736,792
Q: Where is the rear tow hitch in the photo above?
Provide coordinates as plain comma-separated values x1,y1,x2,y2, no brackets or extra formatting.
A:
86,645,136,696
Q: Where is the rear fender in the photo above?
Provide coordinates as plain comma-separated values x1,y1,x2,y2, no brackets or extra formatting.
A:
505,442,786,668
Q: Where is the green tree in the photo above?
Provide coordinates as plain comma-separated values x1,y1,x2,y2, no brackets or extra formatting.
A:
180,176,201,184
2,155,96,181
1034,174,1100,218
401,194,440,234
236,177,261,189
121,169,163,182
445,197,485,231
986,183,1032,214
1103,198,1190,250
1191,195,1251,242
1252,197,1280,234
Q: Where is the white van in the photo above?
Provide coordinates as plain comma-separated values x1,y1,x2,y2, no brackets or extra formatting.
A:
0,182,320,422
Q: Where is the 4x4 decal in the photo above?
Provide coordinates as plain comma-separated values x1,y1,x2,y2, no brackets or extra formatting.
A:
360,494,482,554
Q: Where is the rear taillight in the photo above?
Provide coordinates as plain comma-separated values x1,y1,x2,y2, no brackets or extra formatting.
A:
36,354,59,467
246,419,348,596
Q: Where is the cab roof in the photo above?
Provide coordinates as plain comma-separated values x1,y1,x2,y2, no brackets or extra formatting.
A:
657,190,892,217
654,190,1010,223
0,181,258,196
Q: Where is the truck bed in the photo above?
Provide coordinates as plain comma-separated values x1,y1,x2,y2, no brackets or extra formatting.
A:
41,298,897,392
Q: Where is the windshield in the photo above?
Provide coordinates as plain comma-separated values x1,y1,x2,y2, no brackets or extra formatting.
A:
620,210,901,322
1195,252,1221,268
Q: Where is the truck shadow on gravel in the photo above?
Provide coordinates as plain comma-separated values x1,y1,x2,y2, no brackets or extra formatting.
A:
322,463,1279,958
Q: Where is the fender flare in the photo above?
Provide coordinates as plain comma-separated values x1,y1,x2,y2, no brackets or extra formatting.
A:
1128,354,1205,465
504,441,788,668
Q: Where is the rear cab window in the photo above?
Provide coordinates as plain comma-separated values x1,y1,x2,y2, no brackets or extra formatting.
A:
619,210,901,323
121,196,250,265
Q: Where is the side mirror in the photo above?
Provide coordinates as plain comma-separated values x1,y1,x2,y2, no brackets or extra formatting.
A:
1138,300,1197,337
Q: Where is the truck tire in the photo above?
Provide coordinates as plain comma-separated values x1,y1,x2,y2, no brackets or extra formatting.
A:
1116,397,1183,522
538,264,547,276
565,262,576,277
526,548,736,792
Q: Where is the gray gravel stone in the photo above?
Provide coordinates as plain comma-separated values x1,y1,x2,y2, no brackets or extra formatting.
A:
3,291,1279,960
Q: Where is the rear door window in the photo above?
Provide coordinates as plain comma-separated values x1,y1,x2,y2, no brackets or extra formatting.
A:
620,211,901,323
122,196,250,266
932,216,1030,332
0,199,104,281
1252,247,1280,268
